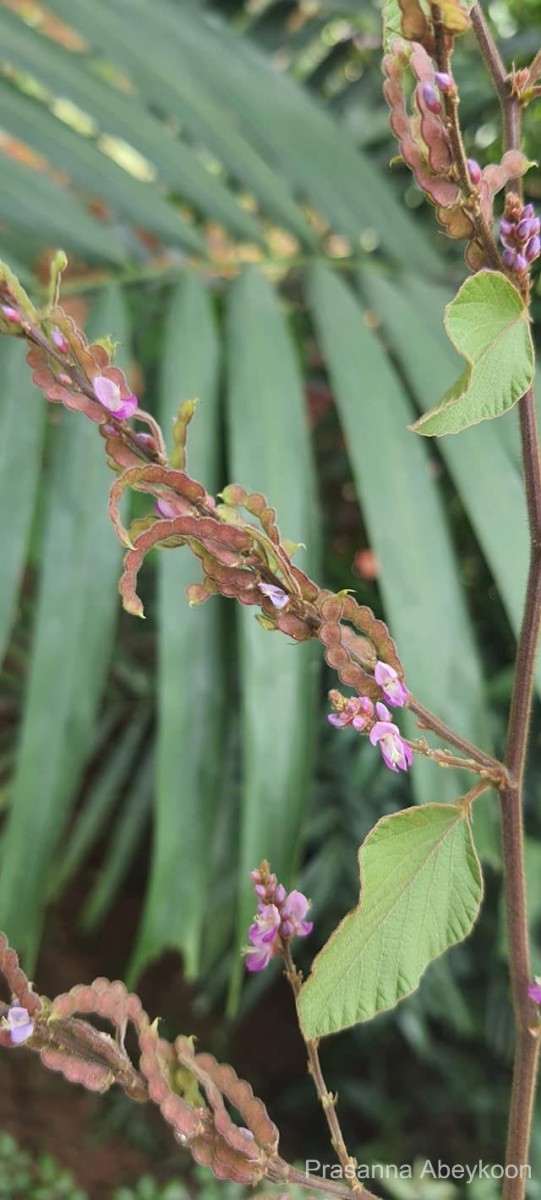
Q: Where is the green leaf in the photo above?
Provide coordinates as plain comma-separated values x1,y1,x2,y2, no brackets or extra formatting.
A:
225,266,320,1003
82,751,153,931
411,271,535,437
51,708,150,895
0,289,128,966
0,6,263,245
130,275,224,984
308,263,490,810
0,340,45,665
0,79,206,255
0,151,125,264
298,803,483,1038
141,0,439,271
363,270,538,701
45,0,315,246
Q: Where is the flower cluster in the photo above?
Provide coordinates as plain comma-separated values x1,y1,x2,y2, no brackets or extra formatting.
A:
3,1005,34,1045
500,198,540,273
244,862,312,972
327,661,412,773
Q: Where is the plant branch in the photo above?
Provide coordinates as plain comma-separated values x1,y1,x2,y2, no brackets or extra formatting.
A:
283,945,364,1195
470,3,523,190
431,5,501,269
408,695,506,779
471,8,541,1192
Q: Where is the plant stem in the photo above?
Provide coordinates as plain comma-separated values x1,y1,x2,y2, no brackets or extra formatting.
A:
470,7,541,1194
431,4,502,270
283,945,363,1195
408,695,506,778
500,386,541,1196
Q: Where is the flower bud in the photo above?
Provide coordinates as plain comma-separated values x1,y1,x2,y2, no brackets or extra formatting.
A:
467,159,482,185
526,236,541,262
434,71,453,93
421,83,442,113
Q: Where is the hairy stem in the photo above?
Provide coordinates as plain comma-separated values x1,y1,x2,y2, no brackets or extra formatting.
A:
471,7,541,1194
283,946,363,1194
431,4,501,269
408,696,506,778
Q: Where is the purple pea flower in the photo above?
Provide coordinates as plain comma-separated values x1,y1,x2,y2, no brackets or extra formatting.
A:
258,583,290,609
528,980,541,1004
281,890,313,940
6,1005,34,1045
369,705,413,773
93,375,138,420
374,660,409,708
421,83,442,114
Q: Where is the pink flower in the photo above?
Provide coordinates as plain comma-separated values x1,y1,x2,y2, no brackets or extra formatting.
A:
258,583,290,609
281,890,313,939
244,903,281,972
528,980,541,1004
93,375,137,420
370,711,413,773
374,661,409,707
6,1005,34,1045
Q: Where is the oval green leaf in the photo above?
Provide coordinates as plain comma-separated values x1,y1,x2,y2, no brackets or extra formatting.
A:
298,802,483,1038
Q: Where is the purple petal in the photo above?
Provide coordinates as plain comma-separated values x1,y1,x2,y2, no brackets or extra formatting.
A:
258,583,290,609
434,71,453,92
1,305,21,323
282,890,309,921
155,497,178,519
374,661,395,687
94,375,138,420
467,159,482,185
522,203,535,220
515,254,527,273
502,248,517,269
369,720,398,746
526,236,540,262
7,1006,34,1045
518,218,534,240
375,701,391,722
528,982,541,1004
52,330,69,353
245,945,272,972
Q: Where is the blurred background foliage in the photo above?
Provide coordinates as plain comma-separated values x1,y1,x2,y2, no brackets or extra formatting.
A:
1,0,541,1193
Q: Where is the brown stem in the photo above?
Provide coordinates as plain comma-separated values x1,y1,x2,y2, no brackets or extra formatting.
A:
431,5,502,269
283,945,364,1195
470,11,541,1192
408,695,506,778
470,4,523,193
284,1166,378,1200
